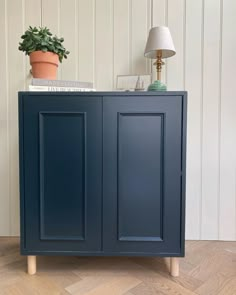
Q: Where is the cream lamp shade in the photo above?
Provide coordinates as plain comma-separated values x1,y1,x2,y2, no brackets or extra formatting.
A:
144,26,176,91
144,26,176,59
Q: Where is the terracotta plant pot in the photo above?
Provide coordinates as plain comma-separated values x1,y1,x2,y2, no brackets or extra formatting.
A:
30,51,59,79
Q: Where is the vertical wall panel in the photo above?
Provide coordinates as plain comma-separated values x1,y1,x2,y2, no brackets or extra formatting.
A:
42,0,60,38
152,0,166,29
42,0,61,79
0,0,10,235
185,0,203,239
167,0,184,90
95,0,113,90
24,0,41,88
201,0,221,239
152,0,167,84
24,0,41,26
113,0,130,89
219,0,236,240
7,0,25,235
78,0,95,84
60,0,77,80
131,0,151,75
146,0,151,74
0,0,41,236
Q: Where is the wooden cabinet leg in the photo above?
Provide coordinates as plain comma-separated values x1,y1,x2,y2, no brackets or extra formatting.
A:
170,257,179,277
27,256,36,275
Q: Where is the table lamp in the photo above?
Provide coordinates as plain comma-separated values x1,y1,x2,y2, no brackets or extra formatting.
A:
144,26,176,91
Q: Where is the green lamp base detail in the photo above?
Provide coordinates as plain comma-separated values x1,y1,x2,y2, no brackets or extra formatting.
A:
147,80,167,91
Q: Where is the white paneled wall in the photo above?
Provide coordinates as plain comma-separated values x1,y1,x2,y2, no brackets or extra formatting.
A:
201,0,221,240
219,0,236,240
0,0,235,240
184,0,202,240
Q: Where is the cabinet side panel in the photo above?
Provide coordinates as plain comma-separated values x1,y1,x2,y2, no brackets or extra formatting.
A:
118,113,164,241
19,95,26,249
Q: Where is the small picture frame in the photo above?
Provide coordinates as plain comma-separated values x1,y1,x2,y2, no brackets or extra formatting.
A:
116,74,151,91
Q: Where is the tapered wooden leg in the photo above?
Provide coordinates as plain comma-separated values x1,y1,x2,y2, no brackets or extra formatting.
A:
27,256,36,275
170,257,179,277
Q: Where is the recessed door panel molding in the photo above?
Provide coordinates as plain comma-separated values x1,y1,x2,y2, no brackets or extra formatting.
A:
117,112,165,242
39,112,87,241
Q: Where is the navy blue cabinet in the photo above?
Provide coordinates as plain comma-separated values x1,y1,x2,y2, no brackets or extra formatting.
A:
19,92,187,274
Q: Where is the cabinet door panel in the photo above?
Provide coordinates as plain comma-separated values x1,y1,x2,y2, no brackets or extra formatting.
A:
20,94,102,253
118,113,164,241
103,95,186,255
39,112,86,240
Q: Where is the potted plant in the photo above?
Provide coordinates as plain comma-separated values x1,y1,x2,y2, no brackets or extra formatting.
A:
18,26,70,79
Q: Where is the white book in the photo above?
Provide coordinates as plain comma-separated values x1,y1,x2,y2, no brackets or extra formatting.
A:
29,85,96,92
31,78,93,89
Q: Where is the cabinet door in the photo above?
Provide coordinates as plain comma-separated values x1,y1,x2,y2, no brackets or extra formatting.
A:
19,94,102,254
103,95,186,256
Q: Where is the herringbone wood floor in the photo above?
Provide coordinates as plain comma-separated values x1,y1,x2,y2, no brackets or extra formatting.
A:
0,238,235,295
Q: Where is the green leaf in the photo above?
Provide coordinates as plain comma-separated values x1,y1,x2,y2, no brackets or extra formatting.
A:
18,25,70,61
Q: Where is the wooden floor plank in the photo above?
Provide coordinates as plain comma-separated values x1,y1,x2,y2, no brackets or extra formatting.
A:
0,238,235,295
65,276,117,294
195,272,236,295
71,276,141,295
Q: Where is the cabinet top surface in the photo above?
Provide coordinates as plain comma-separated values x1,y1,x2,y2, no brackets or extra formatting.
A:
19,91,187,97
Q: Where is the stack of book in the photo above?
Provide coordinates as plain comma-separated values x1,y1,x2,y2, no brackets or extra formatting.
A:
29,78,95,92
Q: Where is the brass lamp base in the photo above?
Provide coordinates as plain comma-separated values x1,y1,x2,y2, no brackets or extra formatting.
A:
147,80,167,91
147,54,167,91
